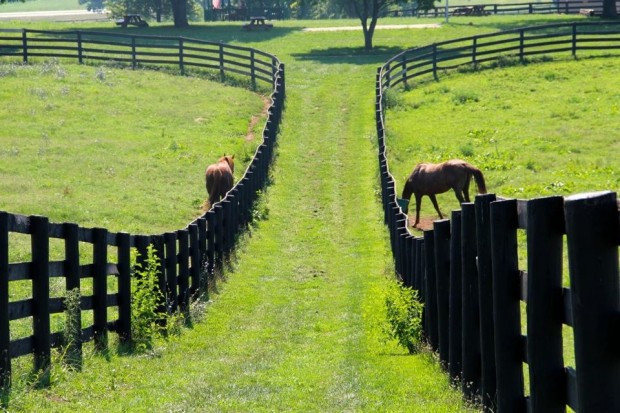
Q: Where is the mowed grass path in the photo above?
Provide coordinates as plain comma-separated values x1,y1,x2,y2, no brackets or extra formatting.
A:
12,45,473,413
7,15,586,411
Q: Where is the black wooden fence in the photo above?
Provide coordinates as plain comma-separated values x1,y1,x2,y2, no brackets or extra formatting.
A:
389,1,614,18
0,30,285,386
376,22,619,413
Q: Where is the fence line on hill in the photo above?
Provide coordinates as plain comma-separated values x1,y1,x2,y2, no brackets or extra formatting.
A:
376,22,619,412
0,30,285,387
389,0,616,18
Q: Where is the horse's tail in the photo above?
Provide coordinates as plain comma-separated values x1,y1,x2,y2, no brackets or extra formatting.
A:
468,165,487,194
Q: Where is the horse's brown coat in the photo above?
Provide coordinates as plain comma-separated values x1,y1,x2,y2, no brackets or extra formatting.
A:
401,159,487,227
205,155,234,207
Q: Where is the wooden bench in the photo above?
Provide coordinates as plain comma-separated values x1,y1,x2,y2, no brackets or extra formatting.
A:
115,14,149,28
579,8,595,16
242,16,273,31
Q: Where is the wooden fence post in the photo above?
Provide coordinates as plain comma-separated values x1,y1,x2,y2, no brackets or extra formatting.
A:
490,199,525,413
188,223,201,299
564,191,620,413
179,37,185,75
21,29,28,63
519,29,525,63
205,211,215,279
448,210,462,382
151,235,167,320
414,237,425,299
177,229,190,314
131,36,137,70
475,193,497,411
461,202,481,400
31,215,51,373
77,32,83,64
250,49,256,90
164,232,178,314
219,42,225,81
116,232,131,343
434,219,451,368
571,23,577,57
432,44,438,80
92,227,108,352
63,222,82,367
526,196,565,413
424,230,439,351
0,212,10,386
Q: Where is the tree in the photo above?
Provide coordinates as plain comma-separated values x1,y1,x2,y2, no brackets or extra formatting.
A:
170,0,189,27
341,0,436,50
602,0,617,18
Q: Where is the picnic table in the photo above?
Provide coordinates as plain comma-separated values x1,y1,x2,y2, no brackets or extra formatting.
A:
242,16,273,31
115,14,149,28
452,5,488,16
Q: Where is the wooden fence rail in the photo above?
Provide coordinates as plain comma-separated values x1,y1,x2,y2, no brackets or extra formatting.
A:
376,22,619,412
0,31,284,386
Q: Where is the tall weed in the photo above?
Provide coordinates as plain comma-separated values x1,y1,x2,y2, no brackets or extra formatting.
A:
383,279,424,354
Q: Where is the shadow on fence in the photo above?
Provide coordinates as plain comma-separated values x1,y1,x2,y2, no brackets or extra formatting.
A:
376,22,619,412
0,29,285,387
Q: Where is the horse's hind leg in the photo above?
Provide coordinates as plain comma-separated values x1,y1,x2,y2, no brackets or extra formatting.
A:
430,194,443,219
453,188,466,204
462,175,471,202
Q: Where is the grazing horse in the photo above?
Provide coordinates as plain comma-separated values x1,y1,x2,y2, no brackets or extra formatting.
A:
205,155,234,206
401,159,487,227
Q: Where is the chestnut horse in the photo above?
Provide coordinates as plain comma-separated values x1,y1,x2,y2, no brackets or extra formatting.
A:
205,155,234,206
401,159,487,227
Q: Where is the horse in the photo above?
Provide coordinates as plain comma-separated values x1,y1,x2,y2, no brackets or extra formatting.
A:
401,159,487,227
205,155,235,207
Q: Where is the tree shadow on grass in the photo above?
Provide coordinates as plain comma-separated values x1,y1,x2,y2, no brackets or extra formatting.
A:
67,23,300,45
291,45,407,65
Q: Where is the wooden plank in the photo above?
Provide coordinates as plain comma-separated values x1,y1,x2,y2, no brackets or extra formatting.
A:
177,229,190,313
92,227,108,352
8,299,33,321
0,212,10,384
424,230,439,352
448,211,462,382
433,219,451,368
525,196,566,412
10,336,33,358
7,213,30,233
461,202,481,400
475,194,498,410
490,199,525,412
564,191,620,412
116,232,131,342
31,215,51,373
164,232,178,314
8,262,30,281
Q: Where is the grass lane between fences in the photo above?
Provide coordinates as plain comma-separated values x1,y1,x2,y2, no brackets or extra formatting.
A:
1,16,498,413
5,13,607,411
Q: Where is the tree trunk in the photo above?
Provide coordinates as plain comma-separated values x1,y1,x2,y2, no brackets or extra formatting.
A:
602,0,618,18
364,27,373,50
170,0,189,28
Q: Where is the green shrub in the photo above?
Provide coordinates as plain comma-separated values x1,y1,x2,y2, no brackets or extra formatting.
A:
383,279,424,354
62,288,82,370
131,244,166,352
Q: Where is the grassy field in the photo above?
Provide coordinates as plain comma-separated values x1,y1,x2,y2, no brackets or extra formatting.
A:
386,58,620,230
0,62,265,235
0,0,84,12
1,12,615,412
